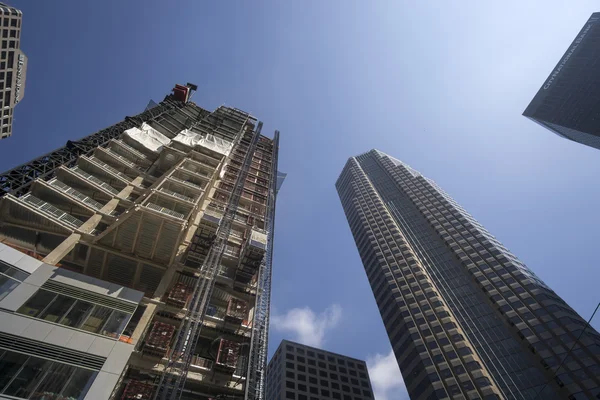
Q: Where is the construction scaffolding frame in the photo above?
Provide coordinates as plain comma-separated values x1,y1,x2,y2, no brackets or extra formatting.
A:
244,131,279,400
0,96,190,197
153,120,263,400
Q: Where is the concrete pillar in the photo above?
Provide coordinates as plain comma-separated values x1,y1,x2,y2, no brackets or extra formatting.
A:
131,303,157,346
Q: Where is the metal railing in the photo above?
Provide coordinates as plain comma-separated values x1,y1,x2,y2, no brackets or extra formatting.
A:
190,355,213,370
169,176,204,192
159,187,195,203
145,202,186,220
71,167,119,195
49,179,104,211
102,148,141,171
21,194,84,229
87,156,131,182
112,140,150,165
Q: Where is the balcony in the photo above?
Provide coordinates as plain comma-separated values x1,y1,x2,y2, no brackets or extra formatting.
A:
21,194,84,230
169,175,204,193
70,166,120,195
48,179,104,212
158,187,195,204
145,202,186,220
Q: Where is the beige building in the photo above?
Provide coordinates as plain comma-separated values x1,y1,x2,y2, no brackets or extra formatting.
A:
0,2,26,140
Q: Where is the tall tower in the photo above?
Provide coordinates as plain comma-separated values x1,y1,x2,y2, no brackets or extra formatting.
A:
336,150,600,400
0,84,280,400
523,12,600,150
0,2,27,140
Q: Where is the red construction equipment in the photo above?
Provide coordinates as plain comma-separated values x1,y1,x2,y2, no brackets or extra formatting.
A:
215,339,241,370
144,322,176,358
225,298,247,323
166,283,192,308
121,380,155,400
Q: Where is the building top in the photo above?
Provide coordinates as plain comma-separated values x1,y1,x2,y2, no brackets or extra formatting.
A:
523,12,600,149
277,339,368,365
0,2,26,140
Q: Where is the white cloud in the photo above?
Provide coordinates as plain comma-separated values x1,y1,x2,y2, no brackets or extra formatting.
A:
367,349,408,400
271,304,342,347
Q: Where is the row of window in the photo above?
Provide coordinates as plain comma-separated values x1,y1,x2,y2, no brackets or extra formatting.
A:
285,380,372,397
284,344,365,370
284,366,370,388
284,353,367,377
0,349,97,399
0,16,20,27
17,289,132,339
284,390,368,400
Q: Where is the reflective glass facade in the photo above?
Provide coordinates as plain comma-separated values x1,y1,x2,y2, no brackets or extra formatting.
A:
336,150,600,400
523,13,600,150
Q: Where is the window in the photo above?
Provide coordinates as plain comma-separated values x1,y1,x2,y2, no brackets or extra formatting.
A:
475,377,492,387
0,261,28,301
0,350,97,399
17,290,133,339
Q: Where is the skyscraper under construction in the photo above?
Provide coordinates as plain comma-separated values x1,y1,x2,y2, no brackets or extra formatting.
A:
0,84,280,400
336,149,600,400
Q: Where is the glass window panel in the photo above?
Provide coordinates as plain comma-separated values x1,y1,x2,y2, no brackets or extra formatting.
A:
101,310,130,337
0,274,19,301
39,294,76,323
34,361,76,399
59,300,94,329
3,267,28,281
60,368,97,400
3,355,50,398
80,306,112,334
0,350,28,391
17,290,57,318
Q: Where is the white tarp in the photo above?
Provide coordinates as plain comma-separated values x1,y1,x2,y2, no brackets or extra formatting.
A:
197,134,233,156
123,123,171,154
172,129,203,148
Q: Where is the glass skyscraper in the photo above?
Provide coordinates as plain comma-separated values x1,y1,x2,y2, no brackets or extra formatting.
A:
523,12,600,150
336,150,600,400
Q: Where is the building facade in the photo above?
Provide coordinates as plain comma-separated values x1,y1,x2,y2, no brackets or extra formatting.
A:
523,12,600,150
336,150,600,400
0,84,280,400
0,241,144,400
0,2,26,140
266,340,374,400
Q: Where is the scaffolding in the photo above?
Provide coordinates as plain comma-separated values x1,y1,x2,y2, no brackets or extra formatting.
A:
152,119,263,400
0,84,279,400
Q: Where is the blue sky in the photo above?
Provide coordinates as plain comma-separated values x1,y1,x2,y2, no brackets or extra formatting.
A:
3,1,600,399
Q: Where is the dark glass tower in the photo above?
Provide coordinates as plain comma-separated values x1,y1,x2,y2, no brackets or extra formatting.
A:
523,12,600,150
336,150,600,400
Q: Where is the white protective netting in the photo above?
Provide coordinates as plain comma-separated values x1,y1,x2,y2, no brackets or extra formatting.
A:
172,129,203,148
123,123,171,154
173,130,233,157
197,134,233,156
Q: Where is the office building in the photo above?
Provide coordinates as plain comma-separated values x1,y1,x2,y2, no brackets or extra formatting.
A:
336,149,600,400
266,339,374,400
523,13,600,150
0,2,26,140
0,242,144,399
0,83,281,399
